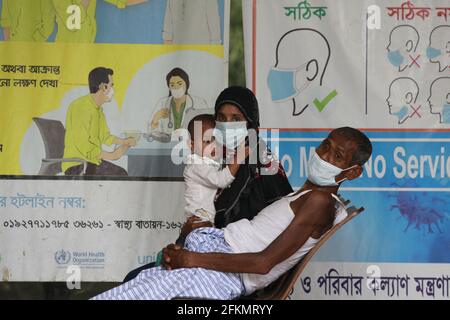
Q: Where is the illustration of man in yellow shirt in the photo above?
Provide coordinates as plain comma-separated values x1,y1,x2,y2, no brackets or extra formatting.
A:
63,67,136,176
0,0,54,42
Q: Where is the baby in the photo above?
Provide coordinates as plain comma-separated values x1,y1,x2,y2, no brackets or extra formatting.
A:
183,113,246,223
155,114,246,266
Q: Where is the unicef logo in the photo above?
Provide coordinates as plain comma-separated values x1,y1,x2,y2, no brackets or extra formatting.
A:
55,249,71,265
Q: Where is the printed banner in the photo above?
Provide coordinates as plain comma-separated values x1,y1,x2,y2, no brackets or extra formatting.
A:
0,0,230,281
244,0,450,300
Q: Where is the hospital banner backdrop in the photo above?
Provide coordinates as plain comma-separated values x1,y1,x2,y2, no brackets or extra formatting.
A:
243,0,449,299
0,0,230,281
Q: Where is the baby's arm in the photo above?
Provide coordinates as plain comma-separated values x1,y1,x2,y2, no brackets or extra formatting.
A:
227,145,250,176
190,164,235,189
185,147,250,189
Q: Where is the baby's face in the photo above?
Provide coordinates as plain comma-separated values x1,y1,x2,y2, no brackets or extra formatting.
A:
192,123,217,159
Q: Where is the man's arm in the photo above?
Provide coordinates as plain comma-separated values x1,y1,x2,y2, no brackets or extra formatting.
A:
112,137,136,147
99,145,129,161
164,191,334,274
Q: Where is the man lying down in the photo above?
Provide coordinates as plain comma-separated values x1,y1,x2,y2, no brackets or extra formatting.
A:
92,127,372,300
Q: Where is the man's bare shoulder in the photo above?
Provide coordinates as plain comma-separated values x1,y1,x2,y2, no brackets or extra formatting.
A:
292,190,335,224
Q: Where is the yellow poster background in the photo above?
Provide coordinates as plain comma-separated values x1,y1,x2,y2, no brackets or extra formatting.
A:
0,42,223,174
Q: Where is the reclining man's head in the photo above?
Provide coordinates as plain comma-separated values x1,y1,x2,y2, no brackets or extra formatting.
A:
307,127,372,188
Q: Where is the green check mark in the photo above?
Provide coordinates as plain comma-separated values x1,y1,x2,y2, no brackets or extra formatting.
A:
313,90,338,112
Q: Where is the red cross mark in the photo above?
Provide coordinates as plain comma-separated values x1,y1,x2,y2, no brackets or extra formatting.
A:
410,104,422,118
408,54,421,68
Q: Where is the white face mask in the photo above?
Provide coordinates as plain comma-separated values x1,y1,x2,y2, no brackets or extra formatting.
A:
214,121,248,150
307,150,357,186
171,87,186,99
106,86,114,100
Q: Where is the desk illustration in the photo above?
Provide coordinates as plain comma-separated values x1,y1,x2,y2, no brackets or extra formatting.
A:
126,138,189,178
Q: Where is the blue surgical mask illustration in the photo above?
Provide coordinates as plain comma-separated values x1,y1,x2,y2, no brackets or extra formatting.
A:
387,50,404,67
267,65,309,102
443,104,450,123
267,68,298,101
426,47,441,59
214,121,248,150
393,105,409,122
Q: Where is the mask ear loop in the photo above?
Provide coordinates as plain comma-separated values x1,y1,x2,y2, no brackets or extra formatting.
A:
335,165,359,184
293,62,309,93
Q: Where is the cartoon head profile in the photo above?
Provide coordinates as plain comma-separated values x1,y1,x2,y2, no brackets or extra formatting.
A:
386,25,419,72
386,77,419,124
428,77,450,124
267,28,330,116
426,25,450,72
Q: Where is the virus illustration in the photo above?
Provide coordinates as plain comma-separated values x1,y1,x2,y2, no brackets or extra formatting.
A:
388,181,448,233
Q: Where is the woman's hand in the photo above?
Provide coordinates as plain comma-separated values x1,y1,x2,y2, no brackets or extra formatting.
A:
180,216,212,238
161,244,191,270
151,108,170,129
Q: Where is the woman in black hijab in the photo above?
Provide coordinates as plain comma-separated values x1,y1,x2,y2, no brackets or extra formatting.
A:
211,86,293,227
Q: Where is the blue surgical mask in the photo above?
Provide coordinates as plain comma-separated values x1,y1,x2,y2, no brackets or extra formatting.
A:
426,47,441,59
393,105,409,122
387,50,404,67
307,150,356,186
267,65,308,102
214,121,248,150
443,104,450,123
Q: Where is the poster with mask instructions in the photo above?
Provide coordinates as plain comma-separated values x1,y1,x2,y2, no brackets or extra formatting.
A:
0,0,230,281
244,0,449,299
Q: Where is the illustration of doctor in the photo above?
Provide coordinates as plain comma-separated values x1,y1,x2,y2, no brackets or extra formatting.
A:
162,0,221,44
149,67,208,134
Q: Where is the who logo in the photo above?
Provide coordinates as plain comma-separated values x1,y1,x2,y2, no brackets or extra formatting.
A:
55,249,71,265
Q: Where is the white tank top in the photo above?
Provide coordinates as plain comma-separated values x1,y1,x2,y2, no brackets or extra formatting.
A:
223,189,347,295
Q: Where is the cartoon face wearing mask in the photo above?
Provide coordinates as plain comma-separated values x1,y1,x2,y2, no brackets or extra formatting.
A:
169,75,187,99
307,150,357,186
170,86,186,99
426,46,442,60
213,121,248,150
426,44,450,72
267,60,317,102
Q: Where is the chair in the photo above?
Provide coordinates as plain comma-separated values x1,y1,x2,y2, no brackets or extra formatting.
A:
240,195,364,300
32,117,87,175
